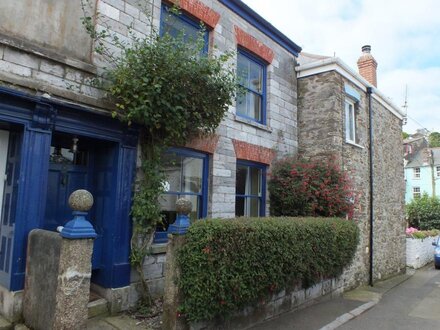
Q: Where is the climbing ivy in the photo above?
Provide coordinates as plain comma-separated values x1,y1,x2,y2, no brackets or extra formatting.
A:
81,1,237,306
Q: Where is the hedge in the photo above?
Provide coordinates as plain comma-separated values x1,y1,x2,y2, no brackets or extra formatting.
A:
406,193,440,230
177,217,359,321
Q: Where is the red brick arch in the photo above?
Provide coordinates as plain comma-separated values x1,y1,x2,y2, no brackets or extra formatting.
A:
232,139,275,165
234,26,274,64
167,0,220,29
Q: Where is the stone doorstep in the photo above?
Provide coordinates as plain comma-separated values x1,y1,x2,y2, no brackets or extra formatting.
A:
0,316,11,330
88,298,110,319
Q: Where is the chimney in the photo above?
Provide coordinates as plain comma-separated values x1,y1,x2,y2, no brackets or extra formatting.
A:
357,45,378,87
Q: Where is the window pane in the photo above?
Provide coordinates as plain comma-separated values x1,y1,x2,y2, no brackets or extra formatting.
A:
249,197,260,217
348,104,354,141
163,153,182,192
158,194,177,231
236,197,245,216
249,61,262,92
158,194,199,230
237,54,249,88
345,101,354,141
250,92,262,122
236,165,247,195
236,92,247,118
162,12,199,43
182,157,203,193
250,167,262,196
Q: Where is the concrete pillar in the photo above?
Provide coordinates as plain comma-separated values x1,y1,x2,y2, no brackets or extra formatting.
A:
162,235,187,330
23,190,97,330
23,230,94,330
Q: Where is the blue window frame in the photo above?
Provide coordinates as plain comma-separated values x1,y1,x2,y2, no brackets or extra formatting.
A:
160,4,209,53
154,148,209,243
235,160,266,217
236,48,267,124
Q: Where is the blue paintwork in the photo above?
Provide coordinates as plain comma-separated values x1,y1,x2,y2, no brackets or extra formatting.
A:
0,132,21,289
236,159,267,216
433,237,440,269
404,166,437,203
218,0,301,57
168,214,190,235
237,47,267,125
344,84,361,102
160,4,209,54
153,147,209,243
60,211,97,239
0,86,138,291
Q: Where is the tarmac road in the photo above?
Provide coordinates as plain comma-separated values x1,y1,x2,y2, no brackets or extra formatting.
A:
340,264,440,330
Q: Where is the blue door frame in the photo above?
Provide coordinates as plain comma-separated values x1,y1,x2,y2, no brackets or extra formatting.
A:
0,86,137,291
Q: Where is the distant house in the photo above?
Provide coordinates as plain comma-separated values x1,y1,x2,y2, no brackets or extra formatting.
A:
404,147,440,203
296,46,406,286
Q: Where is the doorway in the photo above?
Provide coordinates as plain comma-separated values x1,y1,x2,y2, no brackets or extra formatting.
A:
44,132,117,270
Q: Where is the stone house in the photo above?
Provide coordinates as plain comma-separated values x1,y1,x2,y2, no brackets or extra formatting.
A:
0,0,406,323
0,0,300,321
296,46,406,287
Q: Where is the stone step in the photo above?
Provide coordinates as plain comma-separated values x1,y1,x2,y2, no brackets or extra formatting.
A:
88,298,109,319
0,316,12,330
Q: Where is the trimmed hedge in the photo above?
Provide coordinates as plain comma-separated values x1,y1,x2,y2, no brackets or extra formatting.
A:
177,217,359,321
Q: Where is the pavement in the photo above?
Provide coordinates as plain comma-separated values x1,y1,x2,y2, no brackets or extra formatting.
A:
251,268,415,330
4,265,434,330
85,266,414,330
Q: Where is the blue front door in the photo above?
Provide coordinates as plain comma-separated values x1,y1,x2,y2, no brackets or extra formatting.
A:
44,133,108,269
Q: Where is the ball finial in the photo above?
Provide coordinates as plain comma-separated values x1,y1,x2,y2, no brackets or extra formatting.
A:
68,189,94,212
175,198,192,215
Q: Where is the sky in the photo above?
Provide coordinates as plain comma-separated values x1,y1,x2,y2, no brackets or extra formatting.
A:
242,0,440,134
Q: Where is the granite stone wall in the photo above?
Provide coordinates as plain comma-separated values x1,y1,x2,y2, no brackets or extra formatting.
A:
298,71,405,288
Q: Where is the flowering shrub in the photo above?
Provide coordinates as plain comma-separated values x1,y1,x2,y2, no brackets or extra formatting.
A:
406,227,439,239
269,157,355,217
406,227,419,236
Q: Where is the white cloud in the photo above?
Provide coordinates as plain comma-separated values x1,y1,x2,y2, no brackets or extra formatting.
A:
242,0,440,133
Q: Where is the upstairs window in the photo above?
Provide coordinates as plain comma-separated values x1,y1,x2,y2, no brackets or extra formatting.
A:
413,167,421,179
235,160,266,217
160,4,209,53
236,49,266,124
436,166,440,177
344,99,356,144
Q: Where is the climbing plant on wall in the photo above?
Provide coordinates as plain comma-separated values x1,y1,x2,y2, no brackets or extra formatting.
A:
81,1,237,306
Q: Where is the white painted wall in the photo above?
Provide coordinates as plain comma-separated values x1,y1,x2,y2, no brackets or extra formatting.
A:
406,235,438,269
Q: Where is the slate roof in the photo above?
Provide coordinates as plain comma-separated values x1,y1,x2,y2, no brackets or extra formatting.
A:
406,147,440,167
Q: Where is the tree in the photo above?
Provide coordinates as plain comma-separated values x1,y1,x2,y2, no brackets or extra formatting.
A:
429,132,440,147
402,131,410,139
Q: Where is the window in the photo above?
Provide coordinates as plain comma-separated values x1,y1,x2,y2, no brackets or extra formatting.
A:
160,4,209,53
413,187,421,199
235,161,266,217
153,148,208,243
236,49,266,124
436,166,440,177
413,167,421,179
344,99,356,143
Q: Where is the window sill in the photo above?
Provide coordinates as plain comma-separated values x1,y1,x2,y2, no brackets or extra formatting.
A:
234,115,273,132
345,140,364,149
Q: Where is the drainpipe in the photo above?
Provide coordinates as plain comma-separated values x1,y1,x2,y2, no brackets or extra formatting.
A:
367,86,374,287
